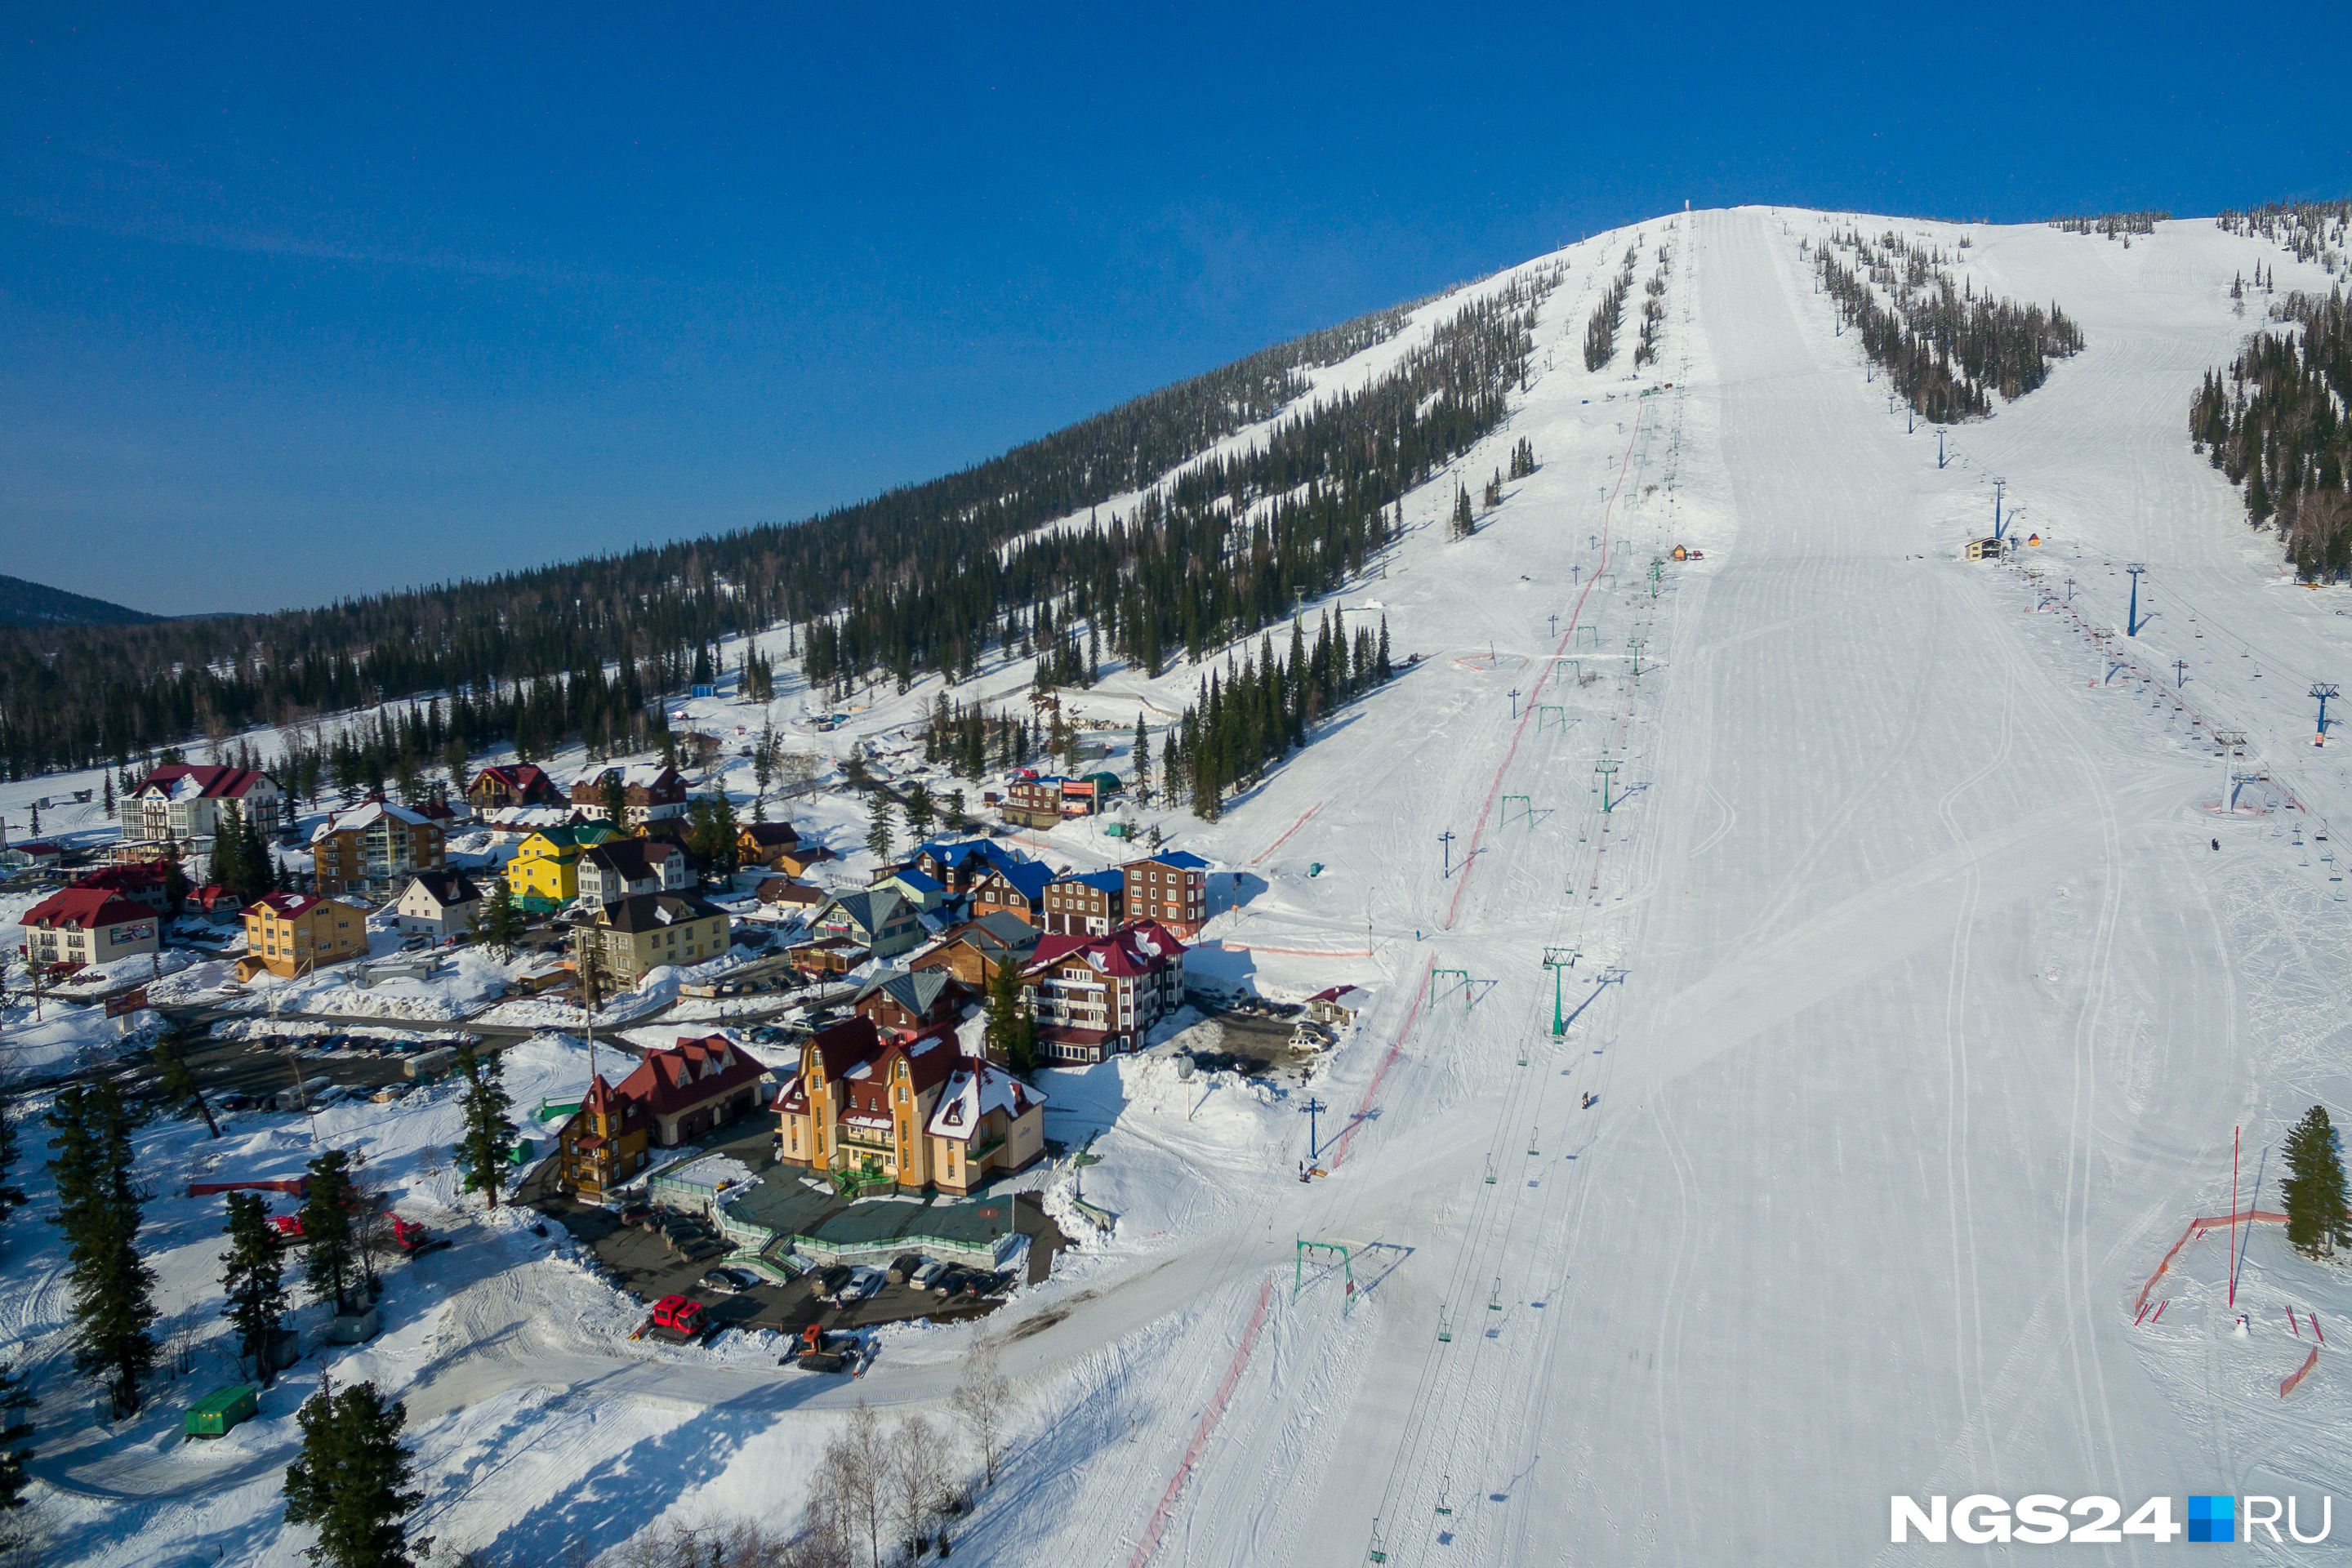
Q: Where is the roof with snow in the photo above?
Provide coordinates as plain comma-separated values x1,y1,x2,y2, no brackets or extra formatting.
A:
1307,985,1372,1012
1125,849,1209,871
926,1055,1045,1139
816,888,908,937
598,891,726,932
21,889,154,931
741,822,802,848
400,870,483,908
310,798,432,841
135,764,277,801
1030,920,1187,978
574,761,683,793
609,1036,766,1120
249,891,350,920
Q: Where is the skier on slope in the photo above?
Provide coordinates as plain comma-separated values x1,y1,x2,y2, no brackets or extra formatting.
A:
2212,838,2220,851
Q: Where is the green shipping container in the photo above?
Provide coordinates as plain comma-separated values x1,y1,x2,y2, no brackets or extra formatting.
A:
185,1384,259,1438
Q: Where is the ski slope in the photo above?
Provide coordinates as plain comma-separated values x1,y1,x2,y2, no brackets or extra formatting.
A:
16,205,2352,1564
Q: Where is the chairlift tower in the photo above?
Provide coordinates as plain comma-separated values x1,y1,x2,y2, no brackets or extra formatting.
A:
1543,947,1579,1036
2215,728,2247,804
2126,564,2152,635
1993,477,2008,541
2313,683,2340,741
1595,758,1623,813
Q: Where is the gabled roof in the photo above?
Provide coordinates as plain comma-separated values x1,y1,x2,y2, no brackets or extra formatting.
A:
401,870,483,908
1030,920,1187,978
802,1014,884,1083
1054,869,1124,896
582,840,660,882
853,967,966,1019
310,798,432,841
472,763,555,795
575,761,682,793
611,1036,766,1120
927,1056,1046,1139
976,861,1053,904
136,764,278,800
879,1022,964,1098
883,868,946,895
250,891,354,920
598,892,726,933
21,889,154,931
740,822,801,849
817,888,907,937
71,865,169,893
915,838,1031,874
1307,985,1371,1009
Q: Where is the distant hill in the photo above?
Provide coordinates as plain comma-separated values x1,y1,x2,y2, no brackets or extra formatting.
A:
0,573,160,630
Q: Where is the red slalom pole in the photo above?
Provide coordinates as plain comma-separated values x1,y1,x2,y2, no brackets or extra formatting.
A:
2228,1126,2241,1309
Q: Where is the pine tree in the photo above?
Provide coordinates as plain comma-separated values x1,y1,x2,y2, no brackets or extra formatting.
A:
220,1192,290,1384
451,1045,517,1209
1450,484,1475,540
983,959,1039,1076
0,1101,24,1232
151,1021,220,1138
477,880,526,960
301,1147,362,1312
44,1082,158,1416
2281,1105,2350,1256
904,781,935,841
1133,714,1150,793
599,768,629,827
866,800,897,862
0,1361,30,1526
212,802,249,901
283,1378,423,1568
101,773,114,820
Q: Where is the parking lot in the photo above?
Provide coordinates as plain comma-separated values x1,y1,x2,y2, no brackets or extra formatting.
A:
525,1125,1068,1342
1185,996,1333,1078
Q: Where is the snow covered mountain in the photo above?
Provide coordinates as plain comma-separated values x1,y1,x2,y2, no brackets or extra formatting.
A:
11,205,2352,1565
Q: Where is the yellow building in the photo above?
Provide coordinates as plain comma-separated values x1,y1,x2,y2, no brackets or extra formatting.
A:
592,892,733,982
240,892,368,979
505,823,619,912
773,1015,1046,1194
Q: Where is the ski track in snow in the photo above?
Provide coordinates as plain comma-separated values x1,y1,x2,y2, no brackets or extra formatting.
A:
14,207,2352,1564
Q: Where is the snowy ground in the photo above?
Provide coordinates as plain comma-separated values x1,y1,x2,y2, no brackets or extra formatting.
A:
9,207,2352,1562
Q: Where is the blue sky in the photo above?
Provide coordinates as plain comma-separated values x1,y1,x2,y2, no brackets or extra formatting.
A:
4,2,2347,613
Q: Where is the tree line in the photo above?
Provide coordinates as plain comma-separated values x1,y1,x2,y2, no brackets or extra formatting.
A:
1163,609,1393,820
2047,211,2168,238
0,294,1427,782
2189,284,2352,577
1815,229,2084,422
1584,242,1637,372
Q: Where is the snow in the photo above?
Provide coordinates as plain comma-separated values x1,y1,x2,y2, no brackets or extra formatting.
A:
16,207,2352,1563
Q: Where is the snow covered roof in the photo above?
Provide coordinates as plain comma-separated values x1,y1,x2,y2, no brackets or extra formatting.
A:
249,891,350,920
926,1056,1045,1140
612,1036,766,1120
21,889,153,931
310,798,431,840
1030,920,1187,978
575,761,681,792
400,870,483,909
136,764,276,800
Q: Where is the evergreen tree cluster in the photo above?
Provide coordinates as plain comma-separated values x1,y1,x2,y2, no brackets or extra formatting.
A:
208,801,280,903
0,298,1428,782
1815,229,2084,422
1584,242,1637,371
2216,200,2351,274
1165,612,1392,819
920,694,1038,778
1507,435,1538,479
2280,1104,2350,1257
45,1083,158,1417
2189,285,2352,577
2048,210,2168,238
1634,243,1672,368
800,276,1555,700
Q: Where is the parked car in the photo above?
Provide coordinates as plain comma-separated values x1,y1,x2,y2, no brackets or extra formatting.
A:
700,1267,759,1294
930,1267,972,1297
884,1254,924,1285
911,1258,948,1289
814,1265,853,1298
617,1201,652,1226
839,1266,884,1303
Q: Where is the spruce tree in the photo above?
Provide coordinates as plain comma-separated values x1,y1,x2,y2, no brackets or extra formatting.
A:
44,1083,158,1416
599,768,629,827
283,1379,422,1568
451,1045,517,1209
904,781,935,841
866,800,897,862
2281,1105,2350,1256
151,1022,220,1138
0,1361,29,1529
477,880,526,959
246,804,278,894
212,802,249,900
221,1192,290,1383
0,1101,24,1232
301,1147,362,1312
101,773,114,820
982,959,1039,1076
1450,484,1474,540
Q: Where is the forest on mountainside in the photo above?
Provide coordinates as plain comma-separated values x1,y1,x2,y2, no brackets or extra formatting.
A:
2190,284,2352,577
1813,229,2083,423
0,293,1446,781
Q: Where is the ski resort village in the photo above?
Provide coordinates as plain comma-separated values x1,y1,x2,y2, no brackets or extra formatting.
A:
6,198,2352,1566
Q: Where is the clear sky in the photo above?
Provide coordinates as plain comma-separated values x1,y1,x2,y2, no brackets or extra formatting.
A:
4,2,2347,614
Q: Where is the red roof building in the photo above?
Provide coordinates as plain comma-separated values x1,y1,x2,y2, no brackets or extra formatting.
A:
70,863,176,913
20,889,161,972
1023,920,1187,1064
610,1035,769,1147
128,764,284,847
773,1017,986,1192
